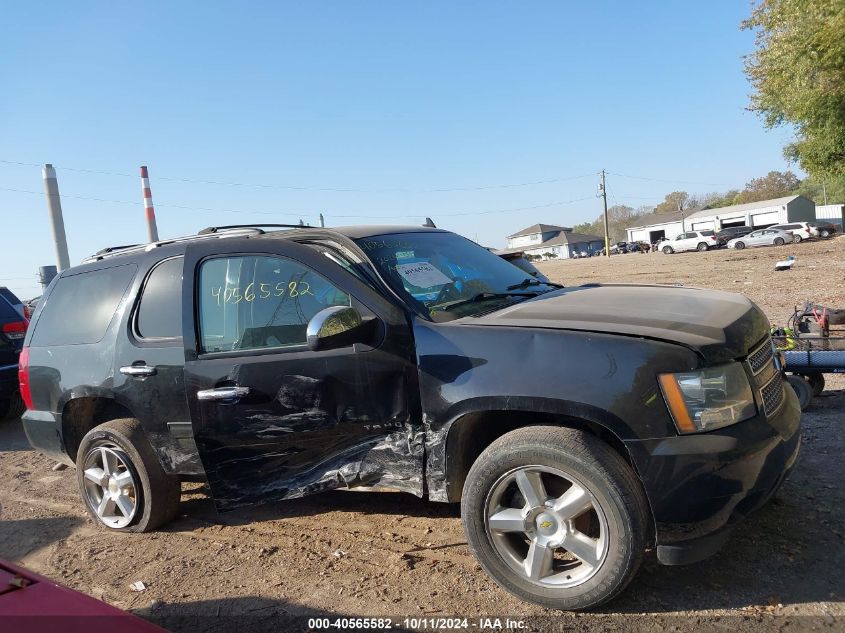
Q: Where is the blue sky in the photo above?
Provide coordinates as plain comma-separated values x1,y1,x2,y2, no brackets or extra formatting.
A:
0,1,795,299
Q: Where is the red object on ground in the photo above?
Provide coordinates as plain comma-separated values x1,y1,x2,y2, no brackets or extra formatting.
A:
0,559,166,632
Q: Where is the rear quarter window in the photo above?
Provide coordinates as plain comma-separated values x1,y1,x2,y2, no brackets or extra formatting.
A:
30,264,137,346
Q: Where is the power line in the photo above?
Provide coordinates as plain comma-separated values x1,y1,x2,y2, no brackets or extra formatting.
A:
607,171,733,188
0,159,595,194
0,186,596,220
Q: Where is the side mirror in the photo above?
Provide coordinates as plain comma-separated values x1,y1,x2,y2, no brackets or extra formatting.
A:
306,306,373,352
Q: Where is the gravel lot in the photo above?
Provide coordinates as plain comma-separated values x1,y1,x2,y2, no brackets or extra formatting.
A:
1,237,843,632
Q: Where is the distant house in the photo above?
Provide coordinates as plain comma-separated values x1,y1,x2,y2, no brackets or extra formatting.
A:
625,195,817,245
503,223,604,259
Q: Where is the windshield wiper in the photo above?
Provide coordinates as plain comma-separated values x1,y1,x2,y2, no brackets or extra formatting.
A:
435,291,538,312
506,278,564,291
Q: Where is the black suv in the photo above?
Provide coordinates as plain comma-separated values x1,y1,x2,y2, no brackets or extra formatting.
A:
715,225,753,246
0,287,27,421
21,224,801,610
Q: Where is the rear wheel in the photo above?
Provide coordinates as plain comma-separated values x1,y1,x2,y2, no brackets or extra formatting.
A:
774,237,785,246
696,242,709,252
76,418,181,532
820,229,831,238
792,234,802,243
662,246,674,254
461,426,649,610
0,394,25,422
786,375,812,411
735,241,746,250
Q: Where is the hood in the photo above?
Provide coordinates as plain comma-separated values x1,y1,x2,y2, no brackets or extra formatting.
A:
470,284,770,364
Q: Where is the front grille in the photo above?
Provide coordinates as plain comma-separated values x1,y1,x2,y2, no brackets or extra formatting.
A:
761,373,786,417
747,337,774,375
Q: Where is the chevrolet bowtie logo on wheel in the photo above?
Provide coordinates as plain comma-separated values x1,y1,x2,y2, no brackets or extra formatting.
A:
539,520,553,529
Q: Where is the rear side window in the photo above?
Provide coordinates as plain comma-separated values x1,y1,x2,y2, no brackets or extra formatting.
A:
136,258,183,339
700,230,715,236
30,264,137,346
197,255,350,353
0,288,21,306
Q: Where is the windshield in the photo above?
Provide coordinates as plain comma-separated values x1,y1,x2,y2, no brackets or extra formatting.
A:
355,231,558,319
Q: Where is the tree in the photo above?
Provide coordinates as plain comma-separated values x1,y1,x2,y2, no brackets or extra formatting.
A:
743,0,845,178
654,191,692,214
736,170,800,203
700,190,742,208
795,174,845,204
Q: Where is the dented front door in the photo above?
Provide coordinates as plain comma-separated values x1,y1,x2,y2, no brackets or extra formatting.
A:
182,238,423,510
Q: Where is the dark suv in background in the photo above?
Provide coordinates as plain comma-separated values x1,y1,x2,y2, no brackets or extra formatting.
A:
715,226,753,246
20,224,801,610
0,287,28,421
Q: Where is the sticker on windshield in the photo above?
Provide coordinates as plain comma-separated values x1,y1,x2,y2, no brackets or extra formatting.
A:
395,262,452,288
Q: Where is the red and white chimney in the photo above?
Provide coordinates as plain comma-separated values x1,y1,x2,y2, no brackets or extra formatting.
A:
140,165,160,242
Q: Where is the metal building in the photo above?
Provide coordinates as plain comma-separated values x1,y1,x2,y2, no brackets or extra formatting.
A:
626,195,817,244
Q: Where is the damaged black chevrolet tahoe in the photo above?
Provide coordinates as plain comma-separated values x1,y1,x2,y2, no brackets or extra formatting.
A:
20,224,801,609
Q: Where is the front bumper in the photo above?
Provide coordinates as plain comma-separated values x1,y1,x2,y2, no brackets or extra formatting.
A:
625,378,801,565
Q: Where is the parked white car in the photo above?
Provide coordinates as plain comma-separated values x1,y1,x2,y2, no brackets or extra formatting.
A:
659,230,719,254
727,228,794,250
769,222,815,242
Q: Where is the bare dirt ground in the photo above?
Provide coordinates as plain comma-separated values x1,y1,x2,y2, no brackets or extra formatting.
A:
1,237,844,632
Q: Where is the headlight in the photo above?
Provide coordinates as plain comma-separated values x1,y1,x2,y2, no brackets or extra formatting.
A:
658,362,756,434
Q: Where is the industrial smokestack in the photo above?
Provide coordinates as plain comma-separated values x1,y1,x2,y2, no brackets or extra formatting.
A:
140,166,160,242
41,164,71,272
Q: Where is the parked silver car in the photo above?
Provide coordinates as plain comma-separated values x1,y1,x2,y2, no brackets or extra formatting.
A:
727,228,794,250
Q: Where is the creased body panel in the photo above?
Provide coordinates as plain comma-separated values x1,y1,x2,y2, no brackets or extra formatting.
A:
186,347,424,511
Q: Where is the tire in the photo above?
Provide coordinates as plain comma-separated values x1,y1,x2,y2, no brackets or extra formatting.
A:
662,246,673,254
696,242,708,252
786,375,812,411
735,241,746,250
0,394,25,422
792,234,802,243
820,229,830,238
76,418,180,533
461,426,650,611
774,237,785,246
805,374,825,397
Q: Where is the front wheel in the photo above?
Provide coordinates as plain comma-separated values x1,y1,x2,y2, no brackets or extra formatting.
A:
76,418,181,532
774,237,785,246
461,426,650,610
735,241,746,250
786,375,812,411
662,246,674,254
820,229,831,238
805,373,825,397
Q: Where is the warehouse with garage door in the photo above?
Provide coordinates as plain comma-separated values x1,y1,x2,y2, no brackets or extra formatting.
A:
626,195,816,243
683,195,816,231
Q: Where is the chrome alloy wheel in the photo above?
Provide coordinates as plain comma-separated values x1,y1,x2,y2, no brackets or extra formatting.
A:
484,466,609,588
82,445,138,528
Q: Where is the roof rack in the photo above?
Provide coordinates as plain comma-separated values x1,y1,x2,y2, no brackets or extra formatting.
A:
198,223,313,234
81,227,268,264
92,244,141,256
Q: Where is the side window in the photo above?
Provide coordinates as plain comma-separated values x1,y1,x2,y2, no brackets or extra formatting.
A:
29,264,137,347
136,257,183,339
197,255,351,353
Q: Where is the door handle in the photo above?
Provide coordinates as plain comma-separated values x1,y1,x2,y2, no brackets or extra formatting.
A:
120,365,157,377
196,386,251,402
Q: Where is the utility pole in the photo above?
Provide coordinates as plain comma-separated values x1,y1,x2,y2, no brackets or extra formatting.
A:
822,181,828,205
598,170,610,258
41,164,71,272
